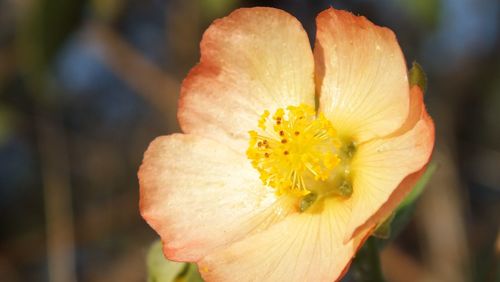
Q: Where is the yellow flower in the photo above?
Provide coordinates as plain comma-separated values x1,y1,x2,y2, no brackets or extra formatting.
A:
139,7,435,282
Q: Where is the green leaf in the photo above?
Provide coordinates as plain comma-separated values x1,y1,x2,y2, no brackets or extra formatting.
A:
181,264,204,282
146,240,204,282
408,61,428,92
147,241,187,282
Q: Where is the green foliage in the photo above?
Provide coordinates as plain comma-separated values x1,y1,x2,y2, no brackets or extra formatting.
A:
180,264,204,282
147,241,204,282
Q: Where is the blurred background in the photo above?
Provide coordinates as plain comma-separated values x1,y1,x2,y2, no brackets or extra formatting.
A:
0,0,498,281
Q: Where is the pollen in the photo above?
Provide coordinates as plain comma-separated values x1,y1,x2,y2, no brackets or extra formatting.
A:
247,104,341,196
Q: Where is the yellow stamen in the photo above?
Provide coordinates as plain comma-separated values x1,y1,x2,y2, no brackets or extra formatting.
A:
247,104,342,196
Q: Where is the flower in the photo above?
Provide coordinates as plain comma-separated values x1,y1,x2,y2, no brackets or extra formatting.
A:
139,7,434,282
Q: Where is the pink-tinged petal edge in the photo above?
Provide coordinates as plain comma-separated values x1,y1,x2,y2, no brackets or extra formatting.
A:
315,7,410,143
199,198,375,282
346,86,435,241
139,5,436,282
178,7,315,153
139,134,297,262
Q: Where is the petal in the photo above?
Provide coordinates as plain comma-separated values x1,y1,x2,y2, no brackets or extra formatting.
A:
351,166,427,239
346,109,435,241
179,7,315,152
315,8,410,142
387,86,426,137
139,134,296,261
199,198,371,282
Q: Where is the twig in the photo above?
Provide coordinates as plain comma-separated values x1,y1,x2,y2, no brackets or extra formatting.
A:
37,112,77,282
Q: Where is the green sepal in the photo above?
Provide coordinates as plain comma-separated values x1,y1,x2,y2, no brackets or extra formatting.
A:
371,163,437,244
147,240,204,282
398,163,437,210
409,61,428,91
147,241,185,282
351,162,436,281
372,213,395,239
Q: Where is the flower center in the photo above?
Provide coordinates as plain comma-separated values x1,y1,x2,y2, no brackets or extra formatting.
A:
247,104,347,197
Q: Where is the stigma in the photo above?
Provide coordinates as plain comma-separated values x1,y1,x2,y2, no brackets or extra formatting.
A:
247,104,344,196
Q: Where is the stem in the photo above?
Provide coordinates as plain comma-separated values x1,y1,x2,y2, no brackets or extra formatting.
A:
351,237,386,282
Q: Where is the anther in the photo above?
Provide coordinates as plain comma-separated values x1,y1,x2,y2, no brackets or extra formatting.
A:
281,139,287,144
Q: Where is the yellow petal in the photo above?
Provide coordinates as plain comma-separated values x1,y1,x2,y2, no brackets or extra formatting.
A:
179,7,315,152
199,198,371,282
139,134,296,261
314,8,409,142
